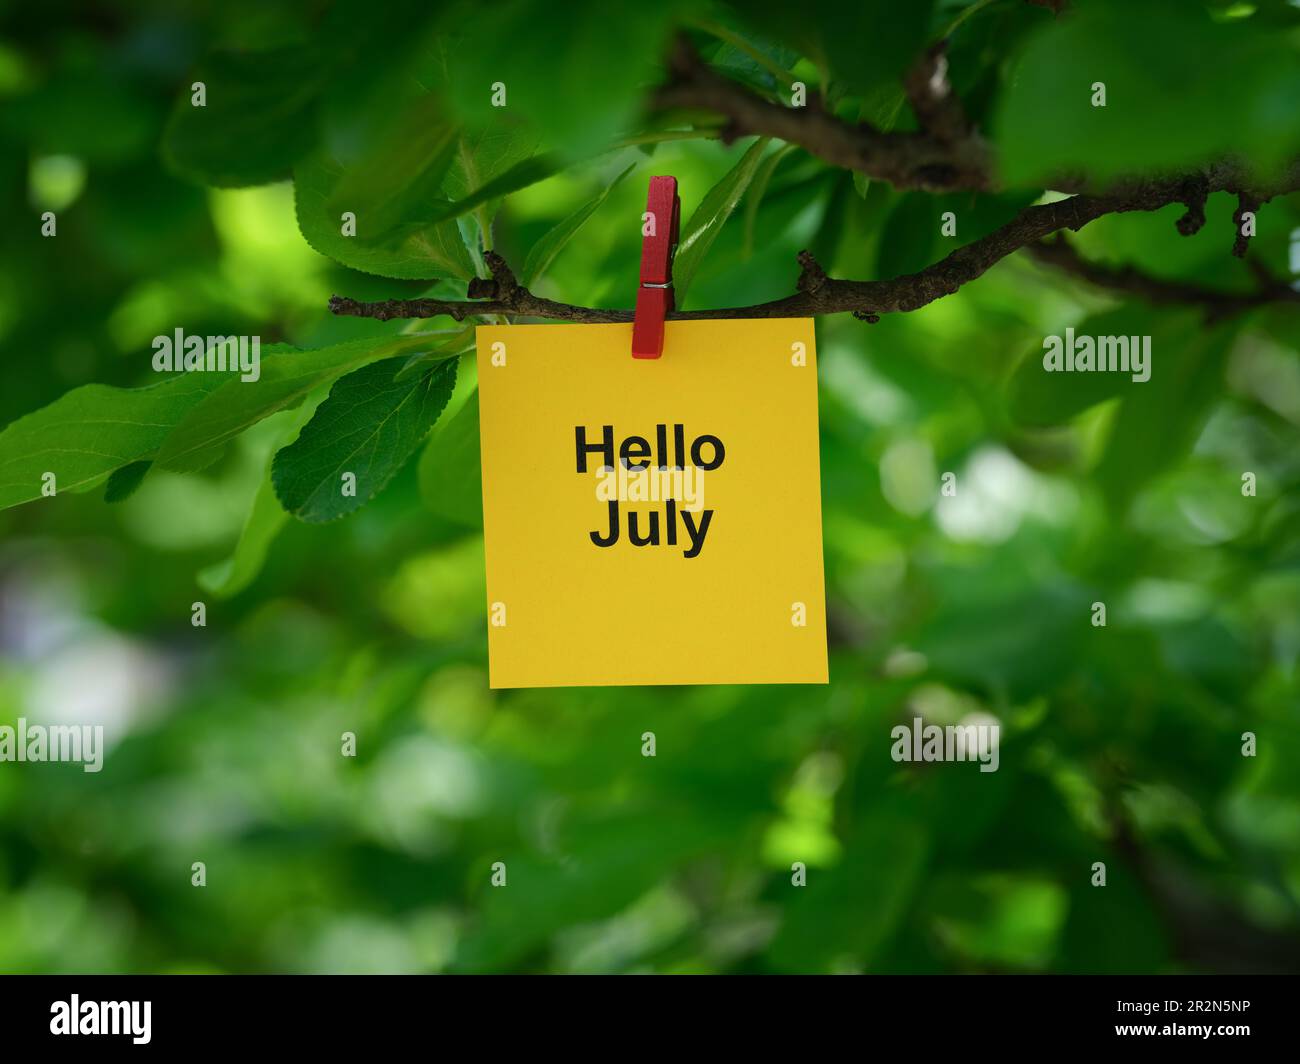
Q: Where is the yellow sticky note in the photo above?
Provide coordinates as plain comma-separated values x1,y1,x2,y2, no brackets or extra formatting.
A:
476,319,827,688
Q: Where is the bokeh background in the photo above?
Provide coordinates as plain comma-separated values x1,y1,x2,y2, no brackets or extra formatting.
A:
1,0,1298,973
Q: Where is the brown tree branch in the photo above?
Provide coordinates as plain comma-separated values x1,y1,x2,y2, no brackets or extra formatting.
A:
332,167,1300,327
331,28,1300,328
1232,192,1263,258
653,37,994,193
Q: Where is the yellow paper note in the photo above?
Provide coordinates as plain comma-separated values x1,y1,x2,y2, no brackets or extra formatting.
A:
476,319,827,688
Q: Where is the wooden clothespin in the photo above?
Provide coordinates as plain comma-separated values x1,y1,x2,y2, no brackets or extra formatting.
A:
631,176,680,359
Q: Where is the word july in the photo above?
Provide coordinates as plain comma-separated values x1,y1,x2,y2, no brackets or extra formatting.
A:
576,424,724,558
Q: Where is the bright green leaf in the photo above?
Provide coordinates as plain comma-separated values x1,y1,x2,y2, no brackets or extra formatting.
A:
0,374,225,511
742,144,795,257
196,401,324,597
521,164,634,287
673,138,770,302
418,386,482,529
155,335,437,473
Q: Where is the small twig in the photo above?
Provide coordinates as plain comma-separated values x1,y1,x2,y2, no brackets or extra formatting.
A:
1175,176,1208,236
332,166,1300,328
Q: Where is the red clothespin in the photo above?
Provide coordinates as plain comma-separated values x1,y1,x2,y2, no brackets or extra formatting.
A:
631,176,680,359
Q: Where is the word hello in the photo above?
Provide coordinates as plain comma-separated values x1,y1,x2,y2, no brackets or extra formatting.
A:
0,718,103,772
576,424,724,558
890,716,1000,773
1042,328,1150,382
50,996,151,1044
152,328,261,382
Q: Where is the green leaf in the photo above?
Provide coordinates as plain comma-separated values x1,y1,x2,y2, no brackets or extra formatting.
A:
875,192,940,280
877,189,1039,280
1060,867,1169,973
155,335,437,474
272,357,457,523
294,149,477,280
393,327,477,383
429,152,563,230
328,98,461,239
996,2,1300,186
447,123,544,240
768,801,929,973
163,47,326,187
742,143,795,257
520,164,634,287
295,148,562,281
196,401,323,598
732,0,935,99
309,19,485,244
692,15,800,96
198,473,290,595
1007,305,1158,427
0,374,225,511
418,387,481,529
103,460,152,503
454,810,728,973
673,138,771,302
1095,312,1238,509
443,0,679,159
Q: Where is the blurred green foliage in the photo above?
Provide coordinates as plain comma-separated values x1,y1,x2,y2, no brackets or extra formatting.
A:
0,0,1298,974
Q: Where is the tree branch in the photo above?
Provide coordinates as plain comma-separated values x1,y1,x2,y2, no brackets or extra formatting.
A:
332,167,1300,327
331,28,1300,328
652,37,993,193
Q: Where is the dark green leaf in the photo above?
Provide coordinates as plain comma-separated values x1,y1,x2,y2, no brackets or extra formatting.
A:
163,47,326,187
769,801,929,973
1007,305,1158,427
996,2,1300,186
272,357,457,522
443,0,679,159
1096,312,1237,509
103,460,152,502
730,0,935,99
